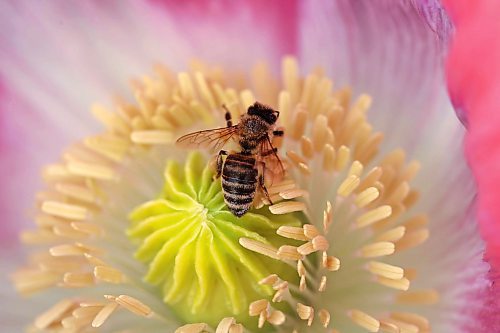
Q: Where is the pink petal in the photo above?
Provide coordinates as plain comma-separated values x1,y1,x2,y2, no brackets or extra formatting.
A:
443,0,500,330
443,0,500,266
149,0,298,65
0,0,299,242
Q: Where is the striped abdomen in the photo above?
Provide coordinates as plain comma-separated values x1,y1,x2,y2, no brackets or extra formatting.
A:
221,153,258,217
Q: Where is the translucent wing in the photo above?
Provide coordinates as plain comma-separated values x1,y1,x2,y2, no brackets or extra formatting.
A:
176,126,239,152
259,135,285,179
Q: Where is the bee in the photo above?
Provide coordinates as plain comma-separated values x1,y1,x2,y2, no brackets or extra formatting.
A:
176,102,285,217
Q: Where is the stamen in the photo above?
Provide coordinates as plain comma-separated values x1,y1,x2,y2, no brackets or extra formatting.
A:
382,318,419,333
376,276,410,291
359,242,395,258
249,299,269,316
300,136,314,158
354,187,380,208
259,274,279,286
358,166,383,191
72,306,101,319
299,275,307,291
319,309,331,328
356,205,392,228
269,201,306,214
367,261,404,280
62,272,94,287
53,224,88,239
71,222,104,236
376,226,406,242
297,260,306,276
323,253,341,271
297,241,315,256
92,302,119,328
267,310,286,326
323,201,333,232
277,245,303,261
49,244,87,257
335,146,350,171
130,130,174,144
348,309,380,332
67,161,117,180
93,265,124,284
215,317,236,333
318,275,327,292
296,303,314,326
379,320,400,333
258,311,267,328
312,235,329,251
391,312,429,330
35,299,75,329
272,286,288,302
297,162,311,175
395,229,430,251
239,238,279,260
175,323,208,333
303,224,320,239
312,115,332,151
403,214,429,230
322,144,336,171
348,160,364,177
107,294,152,319
337,175,360,197
12,270,60,294
279,188,309,199
41,201,88,220
290,110,308,140
229,323,244,333
396,290,440,304
277,226,308,241
55,183,96,203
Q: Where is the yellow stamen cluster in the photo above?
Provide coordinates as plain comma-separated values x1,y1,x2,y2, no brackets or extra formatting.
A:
237,58,434,332
13,57,435,333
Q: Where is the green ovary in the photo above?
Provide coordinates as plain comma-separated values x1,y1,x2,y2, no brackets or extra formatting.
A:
128,152,301,328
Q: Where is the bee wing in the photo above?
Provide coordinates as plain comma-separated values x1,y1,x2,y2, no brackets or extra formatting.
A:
176,126,239,152
259,135,285,178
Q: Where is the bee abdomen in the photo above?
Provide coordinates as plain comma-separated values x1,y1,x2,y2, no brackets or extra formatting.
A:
221,178,255,195
221,154,258,217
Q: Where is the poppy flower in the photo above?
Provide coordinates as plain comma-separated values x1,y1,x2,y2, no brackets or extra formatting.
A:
1,1,498,332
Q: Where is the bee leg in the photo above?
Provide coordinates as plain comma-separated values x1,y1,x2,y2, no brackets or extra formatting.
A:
258,161,273,205
273,129,284,137
214,150,228,179
261,147,278,157
222,104,233,127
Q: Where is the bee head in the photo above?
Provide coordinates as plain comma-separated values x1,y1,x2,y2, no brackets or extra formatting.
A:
247,102,280,125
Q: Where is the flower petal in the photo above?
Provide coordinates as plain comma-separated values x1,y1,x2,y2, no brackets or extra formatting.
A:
297,1,492,331
297,0,451,148
442,0,500,330
443,0,500,264
149,0,298,67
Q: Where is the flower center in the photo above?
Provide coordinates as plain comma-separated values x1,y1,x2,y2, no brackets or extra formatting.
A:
13,57,435,333
128,151,301,328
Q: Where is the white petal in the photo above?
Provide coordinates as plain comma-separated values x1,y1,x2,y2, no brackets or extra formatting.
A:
297,1,490,331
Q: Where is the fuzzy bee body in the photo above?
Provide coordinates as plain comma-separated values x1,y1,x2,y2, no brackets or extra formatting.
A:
176,102,284,217
221,153,258,217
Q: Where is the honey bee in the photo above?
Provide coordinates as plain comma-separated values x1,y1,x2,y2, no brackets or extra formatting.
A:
176,102,285,217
